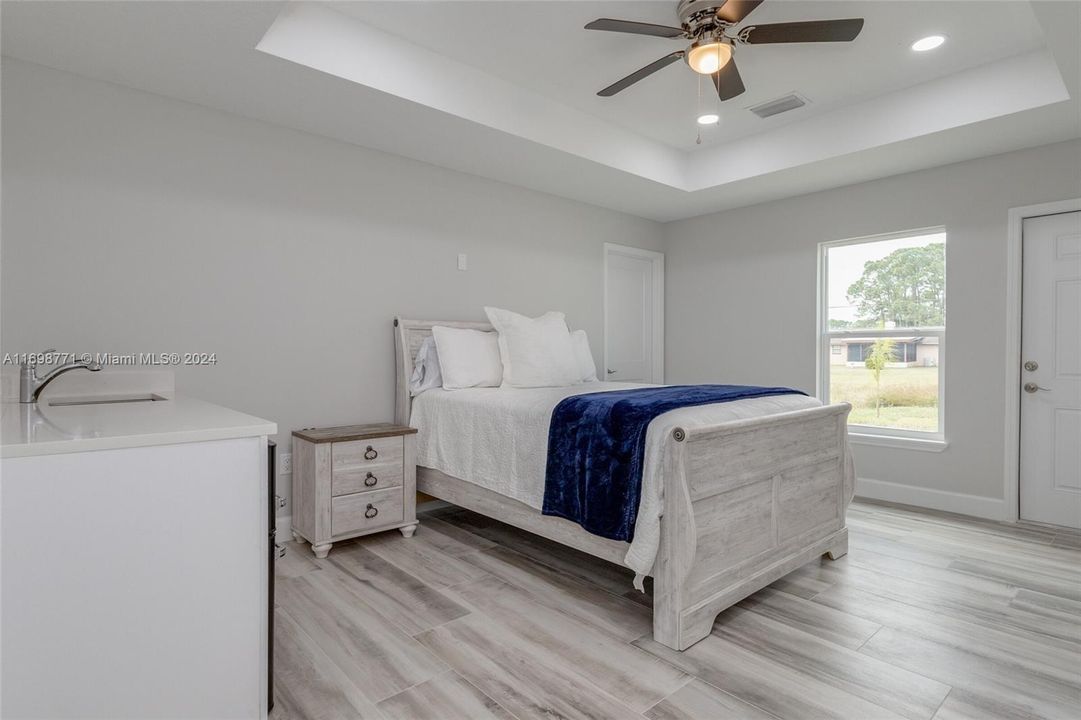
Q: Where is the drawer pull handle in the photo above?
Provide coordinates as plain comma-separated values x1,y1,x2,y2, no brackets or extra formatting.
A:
365,504,379,519
364,472,377,487
364,446,378,460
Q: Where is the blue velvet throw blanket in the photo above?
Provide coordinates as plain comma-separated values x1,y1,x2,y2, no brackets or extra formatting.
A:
542,385,805,541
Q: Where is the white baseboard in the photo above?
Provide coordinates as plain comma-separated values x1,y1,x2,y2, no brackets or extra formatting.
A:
274,515,292,544
855,477,1009,521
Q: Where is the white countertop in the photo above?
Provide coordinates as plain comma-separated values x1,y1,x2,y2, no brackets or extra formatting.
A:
1,395,277,458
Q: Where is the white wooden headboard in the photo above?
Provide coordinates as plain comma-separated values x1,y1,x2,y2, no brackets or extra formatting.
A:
393,317,493,425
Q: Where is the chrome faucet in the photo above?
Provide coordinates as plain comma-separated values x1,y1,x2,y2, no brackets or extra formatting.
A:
20,349,103,403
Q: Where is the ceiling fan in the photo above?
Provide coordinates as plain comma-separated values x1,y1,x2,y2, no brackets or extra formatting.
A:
586,0,864,100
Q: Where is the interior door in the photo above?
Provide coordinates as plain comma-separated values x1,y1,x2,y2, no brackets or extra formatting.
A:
604,245,663,383
1020,211,1081,529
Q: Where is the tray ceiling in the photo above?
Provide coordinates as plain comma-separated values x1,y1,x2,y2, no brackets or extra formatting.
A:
336,1,1048,150
2,1,1078,221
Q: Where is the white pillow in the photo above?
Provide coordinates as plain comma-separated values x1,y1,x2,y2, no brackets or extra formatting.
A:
409,336,443,396
431,326,503,390
571,330,598,383
483,307,581,388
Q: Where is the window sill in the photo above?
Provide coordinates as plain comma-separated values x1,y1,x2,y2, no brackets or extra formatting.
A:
847,432,948,453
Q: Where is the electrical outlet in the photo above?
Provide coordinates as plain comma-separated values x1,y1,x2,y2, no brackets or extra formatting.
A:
279,453,292,474
457,253,468,271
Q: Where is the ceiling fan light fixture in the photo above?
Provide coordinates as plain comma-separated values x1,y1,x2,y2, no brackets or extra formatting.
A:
585,3,865,100
686,40,732,75
910,35,945,52
696,113,720,125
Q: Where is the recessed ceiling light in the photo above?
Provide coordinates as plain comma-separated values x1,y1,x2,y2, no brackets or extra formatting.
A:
911,35,946,52
697,113,720,125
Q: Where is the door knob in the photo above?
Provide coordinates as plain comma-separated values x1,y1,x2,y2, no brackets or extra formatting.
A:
1024,382,1050,393
606,369,616,374
1024,360,1039,372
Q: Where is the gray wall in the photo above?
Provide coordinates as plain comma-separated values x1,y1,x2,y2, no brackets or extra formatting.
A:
6,57,1081,521
663,139,1081,507
0,60,663,514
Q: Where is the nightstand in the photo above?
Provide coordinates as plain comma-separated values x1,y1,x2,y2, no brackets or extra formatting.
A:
290,423,417,558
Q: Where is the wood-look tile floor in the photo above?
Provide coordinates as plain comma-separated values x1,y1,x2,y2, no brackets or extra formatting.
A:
271,501,1081,720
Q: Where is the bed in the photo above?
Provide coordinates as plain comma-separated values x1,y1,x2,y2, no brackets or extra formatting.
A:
394,317,854,651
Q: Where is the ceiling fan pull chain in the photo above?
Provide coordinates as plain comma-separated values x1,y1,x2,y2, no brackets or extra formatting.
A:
696,74,703,144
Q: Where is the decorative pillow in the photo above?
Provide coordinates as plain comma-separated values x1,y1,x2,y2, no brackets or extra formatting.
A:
431,326,503,390
570,330,599,383
409,336,443,396
483,307,581,388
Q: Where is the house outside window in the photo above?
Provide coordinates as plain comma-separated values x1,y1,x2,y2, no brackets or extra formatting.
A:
819,228,945,442
837,340,933,365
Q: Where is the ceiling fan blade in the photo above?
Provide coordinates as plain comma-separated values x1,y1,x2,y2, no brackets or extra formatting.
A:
584,18,685,38
712,58,746,101
597,52,685,96
716,1,764,24
744,19,864,44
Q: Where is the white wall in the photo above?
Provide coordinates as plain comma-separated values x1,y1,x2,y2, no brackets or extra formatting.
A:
7,57,1081,524
0,60,664,516
663,139,1081,517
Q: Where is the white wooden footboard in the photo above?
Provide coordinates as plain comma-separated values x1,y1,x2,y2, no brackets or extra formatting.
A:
652,402,852,650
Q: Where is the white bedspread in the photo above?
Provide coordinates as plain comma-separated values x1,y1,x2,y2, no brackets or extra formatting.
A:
410,382,825,582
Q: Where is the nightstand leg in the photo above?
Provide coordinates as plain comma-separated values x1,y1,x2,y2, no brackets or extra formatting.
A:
399,524,417,538
291,531,306,545
312,543,332,559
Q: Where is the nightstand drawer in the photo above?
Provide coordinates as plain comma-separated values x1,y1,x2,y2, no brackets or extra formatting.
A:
332,487,404,536
332,436,403,470
332,462,403,496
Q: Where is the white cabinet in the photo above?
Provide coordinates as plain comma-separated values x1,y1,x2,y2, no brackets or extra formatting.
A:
1,433,270,719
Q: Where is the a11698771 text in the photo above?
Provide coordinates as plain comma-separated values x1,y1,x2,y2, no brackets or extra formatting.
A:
1,351,218,367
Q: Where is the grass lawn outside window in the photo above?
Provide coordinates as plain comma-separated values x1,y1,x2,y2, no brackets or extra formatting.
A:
829,366,938,432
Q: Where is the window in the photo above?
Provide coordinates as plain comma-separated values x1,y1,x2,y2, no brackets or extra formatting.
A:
819,229,945,443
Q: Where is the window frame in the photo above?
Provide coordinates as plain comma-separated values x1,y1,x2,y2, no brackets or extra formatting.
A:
816,227,946,448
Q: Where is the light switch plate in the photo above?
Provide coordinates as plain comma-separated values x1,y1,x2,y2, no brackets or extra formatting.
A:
457,253,468,271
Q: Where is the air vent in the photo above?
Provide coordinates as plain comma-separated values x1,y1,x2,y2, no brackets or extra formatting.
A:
748,93,808,119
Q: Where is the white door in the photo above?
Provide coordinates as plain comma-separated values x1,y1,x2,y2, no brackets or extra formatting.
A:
1020,211,1081,529
604,244,663,383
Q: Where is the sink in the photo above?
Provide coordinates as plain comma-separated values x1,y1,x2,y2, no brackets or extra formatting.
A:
47,394,167,407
